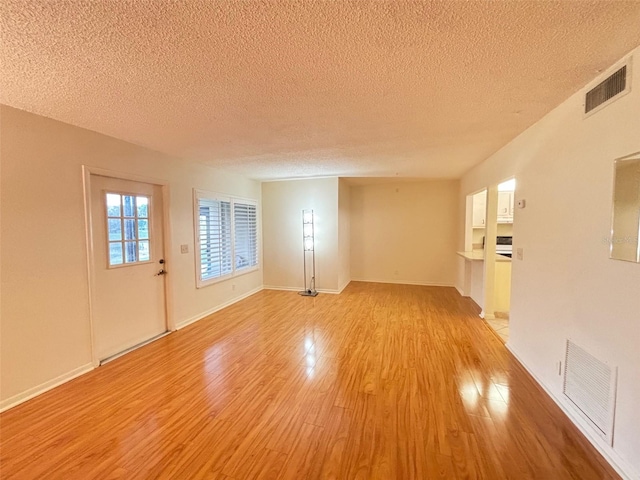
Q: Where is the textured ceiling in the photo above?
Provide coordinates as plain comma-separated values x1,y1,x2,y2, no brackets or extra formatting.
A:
2,1,640,180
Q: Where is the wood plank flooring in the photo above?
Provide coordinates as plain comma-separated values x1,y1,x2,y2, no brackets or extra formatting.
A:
0,282,619,479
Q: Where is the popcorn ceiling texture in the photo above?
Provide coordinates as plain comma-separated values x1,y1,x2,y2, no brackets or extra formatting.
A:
2,1,640,180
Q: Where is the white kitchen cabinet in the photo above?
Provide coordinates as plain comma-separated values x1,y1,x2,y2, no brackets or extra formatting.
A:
497,191,514,223
472,192,487,227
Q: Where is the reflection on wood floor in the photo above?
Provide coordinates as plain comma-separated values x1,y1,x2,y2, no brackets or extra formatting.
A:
0,282,618,479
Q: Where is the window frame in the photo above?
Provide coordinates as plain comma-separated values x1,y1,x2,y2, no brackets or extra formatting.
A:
104,190,154,269
193,189,259,288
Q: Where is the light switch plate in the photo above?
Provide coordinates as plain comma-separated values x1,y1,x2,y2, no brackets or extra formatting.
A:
180,244,189,254
516,248,524,260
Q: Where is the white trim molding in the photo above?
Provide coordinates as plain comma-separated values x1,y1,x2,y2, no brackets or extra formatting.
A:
349,278,455,288
507,344,639,480
338,280,352,294
264,280,453,293
0,363,94,413
262,285,301,293
175,286,264,330
479,310,496,320
263,285,343,294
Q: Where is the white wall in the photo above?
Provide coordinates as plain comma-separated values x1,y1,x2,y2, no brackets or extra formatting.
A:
262,178,340,292
350,180,459,286
458,47,640,478
338,178,351,291
0,106,263,406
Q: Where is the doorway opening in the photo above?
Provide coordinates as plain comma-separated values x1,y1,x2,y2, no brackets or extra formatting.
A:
460,189,488,308
486,178,515,342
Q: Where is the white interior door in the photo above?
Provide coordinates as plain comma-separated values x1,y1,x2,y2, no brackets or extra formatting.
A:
91,174,167,361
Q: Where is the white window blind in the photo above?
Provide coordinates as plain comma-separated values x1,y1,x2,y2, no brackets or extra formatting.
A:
194,190,259,287
198,198,232,282
234,202,258,270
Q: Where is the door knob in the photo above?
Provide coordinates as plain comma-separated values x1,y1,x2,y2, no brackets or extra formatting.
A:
155,269,167,276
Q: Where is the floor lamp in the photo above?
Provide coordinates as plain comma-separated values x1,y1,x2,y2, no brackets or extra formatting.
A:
299,209,318,297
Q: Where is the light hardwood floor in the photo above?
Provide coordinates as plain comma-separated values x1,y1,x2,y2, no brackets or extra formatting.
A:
0,282,619,479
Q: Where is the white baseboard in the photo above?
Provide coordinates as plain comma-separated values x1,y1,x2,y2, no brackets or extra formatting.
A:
263,285,343,295
479,310,495,320
100,331,172,365
175,286,264,330
263,285,300,292
454,285,467,296
0,363,94,413
506,344,639,480
350,278,454,288
338,280,351,293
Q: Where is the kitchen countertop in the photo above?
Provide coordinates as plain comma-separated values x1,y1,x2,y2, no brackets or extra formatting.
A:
457,250,512,262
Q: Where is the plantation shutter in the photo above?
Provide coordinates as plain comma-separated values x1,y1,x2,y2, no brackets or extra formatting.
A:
234,202,258,270
198,198,232,281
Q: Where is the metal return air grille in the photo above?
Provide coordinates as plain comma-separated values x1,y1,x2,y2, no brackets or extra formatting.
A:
585,65,627,114
563,340,617,444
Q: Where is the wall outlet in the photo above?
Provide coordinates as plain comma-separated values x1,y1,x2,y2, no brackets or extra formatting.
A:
516,247,524,260
180,244,189,254
232,284,236,291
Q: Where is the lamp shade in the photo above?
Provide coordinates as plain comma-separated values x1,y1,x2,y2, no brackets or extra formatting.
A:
303,210,313,224
304,237,314,251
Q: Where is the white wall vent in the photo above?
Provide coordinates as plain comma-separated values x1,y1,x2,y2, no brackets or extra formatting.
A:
563,340,617,445
584,63,630,115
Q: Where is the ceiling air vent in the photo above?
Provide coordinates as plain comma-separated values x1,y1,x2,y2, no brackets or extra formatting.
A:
585,65,628,114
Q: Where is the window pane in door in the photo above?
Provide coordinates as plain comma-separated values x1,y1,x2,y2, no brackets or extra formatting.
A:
124,219,136,240
124,241,137,263
138,219,149,239
107,194,121,217
139,240,150,261
106,192,152,268
108,219,122,241
109,242,124,265
137,196,149,217
123,195,136,217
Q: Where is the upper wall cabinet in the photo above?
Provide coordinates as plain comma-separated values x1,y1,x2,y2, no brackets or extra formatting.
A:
472,191,487,227
497,191,514,224
472,188,514,227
